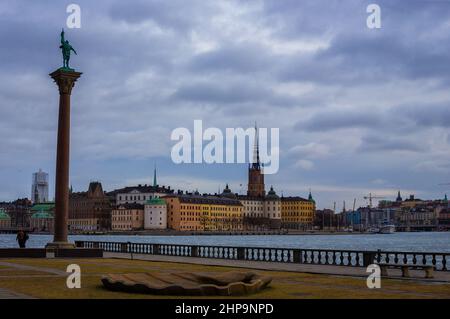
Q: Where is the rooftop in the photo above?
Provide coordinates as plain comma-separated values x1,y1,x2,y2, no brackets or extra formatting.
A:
114,203,144,210
30,203,55,212
145,198,166,206
112,185,175,195
281,196,310,202
164,194,243,206
31,211,53,219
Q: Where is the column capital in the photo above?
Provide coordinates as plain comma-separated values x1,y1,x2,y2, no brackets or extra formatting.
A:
49,68,82,95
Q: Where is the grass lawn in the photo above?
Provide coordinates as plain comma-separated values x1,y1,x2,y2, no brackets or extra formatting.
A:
0,258,449,299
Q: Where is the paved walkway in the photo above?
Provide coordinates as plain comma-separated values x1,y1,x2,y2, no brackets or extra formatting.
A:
0,261,65,299
0,261,67,275
105,252,450,283
0,257,448,299
0,288,34,299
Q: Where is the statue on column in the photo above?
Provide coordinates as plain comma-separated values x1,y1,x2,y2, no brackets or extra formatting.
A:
60,29,77,69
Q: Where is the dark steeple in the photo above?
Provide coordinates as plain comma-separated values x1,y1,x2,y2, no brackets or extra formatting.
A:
396,190,402,202
153,165,157,187
247,122,265,197
252,122,260,170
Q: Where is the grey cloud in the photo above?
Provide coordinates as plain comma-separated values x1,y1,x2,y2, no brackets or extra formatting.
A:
173,81,266,104
172,80,299,108
189,44,274,74
358,135,426,153
295,111,383,132
1,0,450,206
395,103,450,128
109,0,215,32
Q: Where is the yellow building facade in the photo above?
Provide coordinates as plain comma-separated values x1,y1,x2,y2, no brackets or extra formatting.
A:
281,196,316,229
165,194,243,231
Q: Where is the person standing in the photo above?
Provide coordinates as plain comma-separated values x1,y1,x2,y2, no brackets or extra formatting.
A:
16,230,29,248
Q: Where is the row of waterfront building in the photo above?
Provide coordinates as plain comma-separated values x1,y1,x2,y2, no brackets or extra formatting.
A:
3,184,450,233
315,192,450,232
0,135,316,233
0,181,315,233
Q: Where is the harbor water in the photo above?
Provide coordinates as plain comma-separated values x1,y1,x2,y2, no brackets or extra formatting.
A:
0,232,449,252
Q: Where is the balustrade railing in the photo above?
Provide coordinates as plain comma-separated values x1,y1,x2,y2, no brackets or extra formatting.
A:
75,241,450,271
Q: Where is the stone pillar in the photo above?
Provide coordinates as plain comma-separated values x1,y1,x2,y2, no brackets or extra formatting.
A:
46,69,82,249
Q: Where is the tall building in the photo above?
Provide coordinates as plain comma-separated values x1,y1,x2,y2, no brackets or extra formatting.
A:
240,123,315,230
31,169,49,203
247,124,265,198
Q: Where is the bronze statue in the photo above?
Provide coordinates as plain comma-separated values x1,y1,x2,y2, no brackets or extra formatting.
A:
60,29,77,69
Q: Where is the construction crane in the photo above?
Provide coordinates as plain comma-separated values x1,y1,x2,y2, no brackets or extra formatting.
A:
363,193,386,208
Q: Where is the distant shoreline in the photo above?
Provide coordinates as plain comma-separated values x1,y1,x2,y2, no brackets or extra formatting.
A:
2,230,446,237
67,230,431,236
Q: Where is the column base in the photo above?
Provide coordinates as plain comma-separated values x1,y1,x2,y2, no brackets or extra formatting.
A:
45,242,76,249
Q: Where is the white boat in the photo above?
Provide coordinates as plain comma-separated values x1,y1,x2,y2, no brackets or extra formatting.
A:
366,227,380,234
379,224,396,234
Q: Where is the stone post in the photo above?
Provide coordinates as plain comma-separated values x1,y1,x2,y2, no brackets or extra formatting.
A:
46,69,82,249
191,246,199,257
293,249,302,263
237,247,246,260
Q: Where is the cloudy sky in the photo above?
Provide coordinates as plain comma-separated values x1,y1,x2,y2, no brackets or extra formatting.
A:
1,0,450,209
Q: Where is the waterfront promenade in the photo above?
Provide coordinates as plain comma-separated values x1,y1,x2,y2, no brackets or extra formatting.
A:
0,257,449,299
105,252,450,282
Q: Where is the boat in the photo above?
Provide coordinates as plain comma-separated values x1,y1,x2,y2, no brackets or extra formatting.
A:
342,226,353,233
379,224,396,234
366,226,380,234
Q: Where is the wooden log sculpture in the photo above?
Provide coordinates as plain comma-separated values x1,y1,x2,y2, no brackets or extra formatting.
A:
101,271,272,296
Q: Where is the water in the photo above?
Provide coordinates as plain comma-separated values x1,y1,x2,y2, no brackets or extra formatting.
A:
1,232,449,252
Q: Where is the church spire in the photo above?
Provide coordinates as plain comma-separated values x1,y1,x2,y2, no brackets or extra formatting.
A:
396,190,402,202
252,122,260,169
153,165,157,187
247,122,265,197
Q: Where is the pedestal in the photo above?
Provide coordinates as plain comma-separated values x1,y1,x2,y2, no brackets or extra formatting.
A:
46,69,82,249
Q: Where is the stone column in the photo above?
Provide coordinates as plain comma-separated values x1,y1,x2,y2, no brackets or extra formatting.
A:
46,69,82,249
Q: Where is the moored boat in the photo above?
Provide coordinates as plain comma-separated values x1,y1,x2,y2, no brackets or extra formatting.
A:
379,224,396,234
